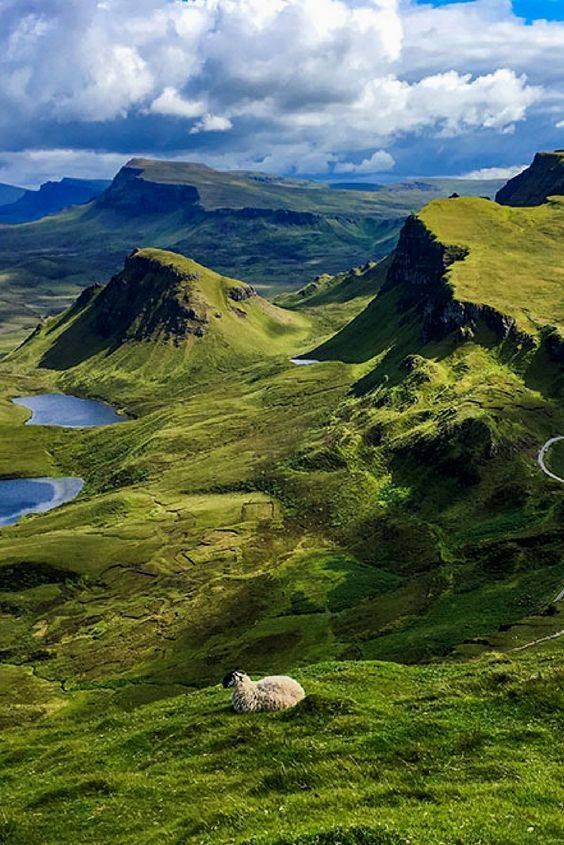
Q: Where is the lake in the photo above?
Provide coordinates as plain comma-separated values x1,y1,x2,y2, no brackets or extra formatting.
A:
0,477,84,527
13,393,127,427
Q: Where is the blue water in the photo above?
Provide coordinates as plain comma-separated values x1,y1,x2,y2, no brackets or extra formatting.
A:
0,477,84,527
13,393,127,427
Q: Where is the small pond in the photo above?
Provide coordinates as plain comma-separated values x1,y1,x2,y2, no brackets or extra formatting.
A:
0,477,84,527
290,358,320,366
13,393,127,427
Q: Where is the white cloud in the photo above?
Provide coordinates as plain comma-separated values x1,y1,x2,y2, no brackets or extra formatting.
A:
335,150,395,173
190,114,233,134
556,120,564,129
459,164,528,180
0,0,563,178
149,87,206,119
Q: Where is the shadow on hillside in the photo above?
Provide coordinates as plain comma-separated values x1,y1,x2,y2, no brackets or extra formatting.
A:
39,312,117,370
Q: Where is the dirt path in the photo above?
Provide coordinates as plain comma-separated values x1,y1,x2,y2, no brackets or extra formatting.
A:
509,629,564,653
537,436,564,483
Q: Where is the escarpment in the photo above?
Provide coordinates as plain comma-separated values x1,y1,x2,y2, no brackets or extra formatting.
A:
384,215,535,349
96,162,201,214
90,249,209,342
496,151,564,207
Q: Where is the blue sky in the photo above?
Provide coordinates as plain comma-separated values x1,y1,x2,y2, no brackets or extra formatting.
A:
420,0,564,20
0,0,563,186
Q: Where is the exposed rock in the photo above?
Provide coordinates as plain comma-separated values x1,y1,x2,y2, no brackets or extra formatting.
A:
496,151,564,206
90,249,209,342
228,284,257,302
544,326,564,363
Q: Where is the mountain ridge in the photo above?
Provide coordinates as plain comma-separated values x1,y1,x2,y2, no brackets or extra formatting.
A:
496,150,564,206
0,177,110,224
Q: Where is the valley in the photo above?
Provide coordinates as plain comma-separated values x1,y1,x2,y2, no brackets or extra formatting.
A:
0,151,562,845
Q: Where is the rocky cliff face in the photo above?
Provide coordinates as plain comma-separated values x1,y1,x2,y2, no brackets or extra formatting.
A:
384,215,471,340
96,165,200,214
496,151,564,206
385,215,537,350
88,249,209,342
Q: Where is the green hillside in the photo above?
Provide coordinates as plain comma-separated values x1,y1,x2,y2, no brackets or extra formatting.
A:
0,154,563,845
419,196,564,335
14,249,311,400
0,160,503,352
1,646,562,845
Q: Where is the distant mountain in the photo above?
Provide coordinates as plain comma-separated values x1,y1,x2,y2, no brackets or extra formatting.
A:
0,157,505,352
0,182,25,207
0,177,110,224
496,150,564,206
330,177,503,196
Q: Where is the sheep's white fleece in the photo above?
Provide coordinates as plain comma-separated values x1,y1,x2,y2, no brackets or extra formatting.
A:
231,674,305,713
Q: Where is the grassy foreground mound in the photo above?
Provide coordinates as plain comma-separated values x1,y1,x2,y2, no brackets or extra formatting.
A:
1,647,562,845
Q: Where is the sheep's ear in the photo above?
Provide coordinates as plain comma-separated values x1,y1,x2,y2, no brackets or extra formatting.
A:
222,672,234,688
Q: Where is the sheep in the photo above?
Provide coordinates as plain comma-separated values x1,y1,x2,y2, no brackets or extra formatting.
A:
222,670,305,713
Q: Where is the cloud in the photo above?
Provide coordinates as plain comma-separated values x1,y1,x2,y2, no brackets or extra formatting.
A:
556,120,564,129
149,87,206,119
459,164,528,180
190,114,233,134
335,150,395,173
0,0,562,182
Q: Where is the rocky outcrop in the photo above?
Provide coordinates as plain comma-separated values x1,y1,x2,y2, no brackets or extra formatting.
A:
228,284,256,302
385,215,538,350
384,215,470,340
96,165,200,214
90,250,208,342
544,327,564,363
496,151,564,207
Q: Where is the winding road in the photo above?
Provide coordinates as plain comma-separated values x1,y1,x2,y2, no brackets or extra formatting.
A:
537,436,564,483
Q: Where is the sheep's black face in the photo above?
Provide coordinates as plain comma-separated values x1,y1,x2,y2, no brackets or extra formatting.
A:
223,670,245,688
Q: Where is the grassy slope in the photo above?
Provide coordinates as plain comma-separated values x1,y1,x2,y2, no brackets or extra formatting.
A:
1,646,562,845
13,249,312,403
0,203,563,843
1,237,562,685
274,258,391,339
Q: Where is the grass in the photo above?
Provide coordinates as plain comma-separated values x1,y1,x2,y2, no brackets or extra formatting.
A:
0,245,561,682
0,649,563,845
